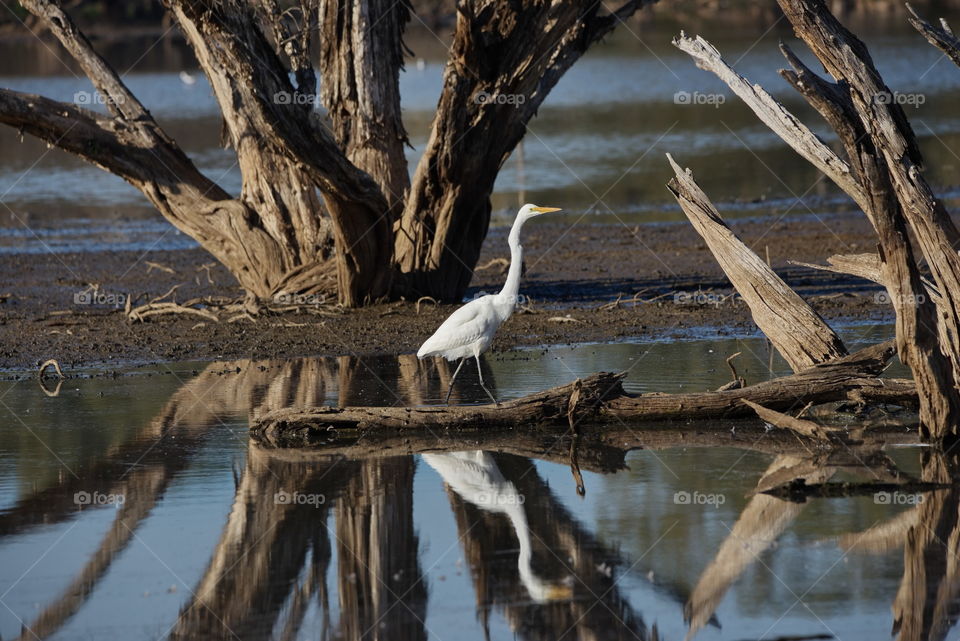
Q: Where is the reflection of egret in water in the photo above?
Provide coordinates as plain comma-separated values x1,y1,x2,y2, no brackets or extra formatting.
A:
431,450,655,640
423,450,573,603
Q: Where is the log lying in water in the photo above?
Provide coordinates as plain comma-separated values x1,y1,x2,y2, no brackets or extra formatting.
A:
251,340,916,437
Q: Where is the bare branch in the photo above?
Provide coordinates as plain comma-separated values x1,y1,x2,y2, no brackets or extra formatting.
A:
666,153,847,371
907,3,960,68
672,33,867,211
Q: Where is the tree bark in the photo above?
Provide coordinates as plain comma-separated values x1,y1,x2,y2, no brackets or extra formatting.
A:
392,0,652,300
319,0,412,209
666,154,847,371
251,340,915,434
675,13,960,440
775,0,960,440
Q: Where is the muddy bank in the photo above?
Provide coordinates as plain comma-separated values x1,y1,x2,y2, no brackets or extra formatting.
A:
0,212,893,371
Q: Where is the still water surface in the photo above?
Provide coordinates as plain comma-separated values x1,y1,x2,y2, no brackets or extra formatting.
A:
2,17,960,253
1,329,947,641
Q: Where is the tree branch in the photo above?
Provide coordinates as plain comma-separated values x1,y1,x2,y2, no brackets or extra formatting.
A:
672,33,867,211
394,0,658,299
907,3,960,68
666,154,847,371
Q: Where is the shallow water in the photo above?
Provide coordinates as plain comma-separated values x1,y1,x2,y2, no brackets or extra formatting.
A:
2,328,947,641
3,17,960,252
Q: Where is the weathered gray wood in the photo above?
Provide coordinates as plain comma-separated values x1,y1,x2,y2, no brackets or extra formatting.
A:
675,12,960,440
907,4,960,68
251,341,915,435
666,154,847,371
319,0,411,210
776,0,960,440
743,400,840,441
671,33,868,212
392,0,654,300
791,253,884,285
3,0,660,307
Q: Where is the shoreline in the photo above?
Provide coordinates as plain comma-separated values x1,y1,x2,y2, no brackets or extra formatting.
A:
0,212,896,372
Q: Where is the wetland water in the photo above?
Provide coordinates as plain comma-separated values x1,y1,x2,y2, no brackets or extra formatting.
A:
1,329,948,641
3,16,960,251
1,12,959,641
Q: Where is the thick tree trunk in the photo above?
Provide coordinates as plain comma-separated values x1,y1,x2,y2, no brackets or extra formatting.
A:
319,0,411,209
3,0,655,306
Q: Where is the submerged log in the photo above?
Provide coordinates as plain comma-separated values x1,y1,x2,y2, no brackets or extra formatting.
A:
251,340,916,437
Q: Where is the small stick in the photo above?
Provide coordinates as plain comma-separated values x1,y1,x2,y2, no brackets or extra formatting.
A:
415,296,439,314
726,351,743,383
145,261,175,275
38,359,65,379
149,284,181,305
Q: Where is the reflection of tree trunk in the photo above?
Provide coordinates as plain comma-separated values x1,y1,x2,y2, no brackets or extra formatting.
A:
5,361,254,641
5,354,346,641
170,445,349,641
445,452,654,641
685,456,833,639
892,452,960,641
335,457,426,641
13,465,168,641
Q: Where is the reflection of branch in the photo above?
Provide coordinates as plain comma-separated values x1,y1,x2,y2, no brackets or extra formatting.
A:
686,457,832,640
171,446,346,641
14,466,167,641
764,480,950,502
838,508,920,554
892,452,960,641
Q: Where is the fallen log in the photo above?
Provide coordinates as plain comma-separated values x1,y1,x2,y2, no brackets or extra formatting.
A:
251,340,917,437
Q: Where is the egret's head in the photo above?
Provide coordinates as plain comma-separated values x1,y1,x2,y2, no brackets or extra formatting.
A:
518,203,562,220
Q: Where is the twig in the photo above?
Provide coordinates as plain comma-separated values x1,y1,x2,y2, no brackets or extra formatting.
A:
475,257,510,272
415,296,439,314
145,261,175,275
38,358,65,379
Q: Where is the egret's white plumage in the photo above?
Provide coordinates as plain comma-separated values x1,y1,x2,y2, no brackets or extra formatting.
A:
417,204,561,404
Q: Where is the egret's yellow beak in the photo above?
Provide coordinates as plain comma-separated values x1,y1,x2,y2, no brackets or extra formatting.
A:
546,584,574,600
531,206,562,214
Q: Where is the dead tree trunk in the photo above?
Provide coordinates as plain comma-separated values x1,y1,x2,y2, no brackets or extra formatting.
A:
673,0,960,440
1,0,653,306
666,154,847,370
391,0,651,299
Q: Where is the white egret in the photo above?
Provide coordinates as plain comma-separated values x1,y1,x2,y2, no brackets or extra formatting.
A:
417,204,561,404
422,450,573,603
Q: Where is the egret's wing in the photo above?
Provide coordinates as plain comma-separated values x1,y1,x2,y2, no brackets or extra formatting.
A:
417,299,497,358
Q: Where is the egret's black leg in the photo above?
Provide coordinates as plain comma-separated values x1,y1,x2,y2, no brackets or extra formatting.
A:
475,355,499,406
444,358,466,404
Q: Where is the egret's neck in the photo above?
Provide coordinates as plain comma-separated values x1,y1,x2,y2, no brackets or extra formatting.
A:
498,226,525,302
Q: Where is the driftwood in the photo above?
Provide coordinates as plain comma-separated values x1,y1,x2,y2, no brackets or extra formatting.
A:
666,154,847,370
762,478,951,502
252,340,916,436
